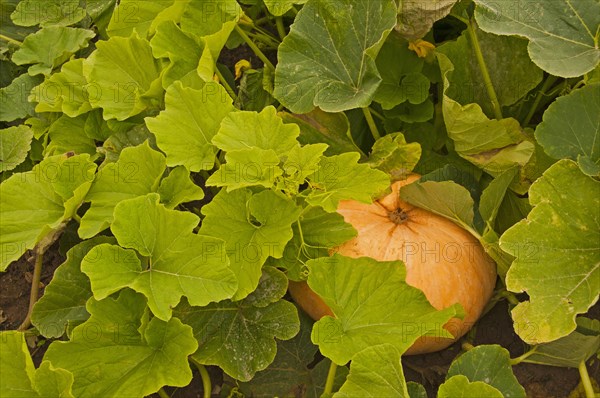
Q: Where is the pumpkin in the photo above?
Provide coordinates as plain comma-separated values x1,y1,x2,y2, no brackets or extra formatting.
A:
289,174,497,355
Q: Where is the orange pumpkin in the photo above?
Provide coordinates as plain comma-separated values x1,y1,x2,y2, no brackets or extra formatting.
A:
289,174,497,355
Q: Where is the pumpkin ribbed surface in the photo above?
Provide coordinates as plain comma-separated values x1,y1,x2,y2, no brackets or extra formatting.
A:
289,174,497,354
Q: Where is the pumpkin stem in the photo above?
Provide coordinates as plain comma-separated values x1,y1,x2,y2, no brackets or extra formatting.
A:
388,208,409,224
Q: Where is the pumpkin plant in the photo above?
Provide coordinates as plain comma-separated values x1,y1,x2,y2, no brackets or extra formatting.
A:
0,0,598,397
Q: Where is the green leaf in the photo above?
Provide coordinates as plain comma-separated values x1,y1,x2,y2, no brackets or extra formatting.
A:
231,310,348,398
79,142,165,239
11,0,86,27
82,194,237,321
145,81,234,171
149,20,203,88
333,344,410,397
174,281,300,382
98,123,156,164
274,206,357,281
243,266,289,308
85,0,117,38
157,166,204,209
436,52,535,176
180,0,240,38
0,73,43,121
500,159,600,343
0,125,34,172
12,27,95,76
0,331,74,398
0,154,96,270
368,132,421,180
306,153,390,212
407,382,427,398
535,84,600,176
46,114,96,156
0,0,37,51
83,32,162,120
107,0,179,38
374,34,427,110
383,98,435,123
32,58,92,117
200,188,301,300
213,106,299,154
395,0,458,40
400,179,475,230
521,317,600,368
31,237,114,338
280,109,363,157
274,0,397,113
44,290,198,397
207,148,283,191
479,167,519,228
437,26,543,117
282,143,329,189
308,255,459,364
263,0,307,16
234,69,276,111
447,345,526,397
438,375,503,398
474,0,600,77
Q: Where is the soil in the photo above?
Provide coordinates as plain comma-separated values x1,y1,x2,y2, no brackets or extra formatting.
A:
1,246,598,397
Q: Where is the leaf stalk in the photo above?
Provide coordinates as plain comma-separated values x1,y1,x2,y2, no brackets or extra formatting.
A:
523,74,559,126
234,24,275,70
579,360,596,398
324,361,338,395
362,107,381,141
18,248,44,331
191,357,212,398
466,19,503,120
0,33,22,46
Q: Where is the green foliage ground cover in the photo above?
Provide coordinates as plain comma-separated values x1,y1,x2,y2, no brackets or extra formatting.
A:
0,0,598,397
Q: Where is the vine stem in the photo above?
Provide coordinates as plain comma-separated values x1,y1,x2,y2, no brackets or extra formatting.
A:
466,18,503,120
157,388,170,398
368,107,385,121
0,33,22,46
18,249,43,331
579,361,596,398
362,107,381,140
509,346,537,366
190,357,212,398
275,16,287,41
323,361,338,395
214,67,236,100
234,24,275,70
523,74,559,126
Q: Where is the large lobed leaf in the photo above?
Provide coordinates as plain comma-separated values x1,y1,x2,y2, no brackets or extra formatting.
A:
82,194,237,321
535,84,600,176
78,142,166,239
0,331,74,397
44,290,198,397
474,0,600,77
500,160,600,343
446,345,525,397
200,188,301,300
274,0,397,113
231,310,348,397
146,81,235,171
83,32,162,120
333,344,411,397
174,268,300,382
0,154,96,270
308,255,460,364
31,237,115,338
